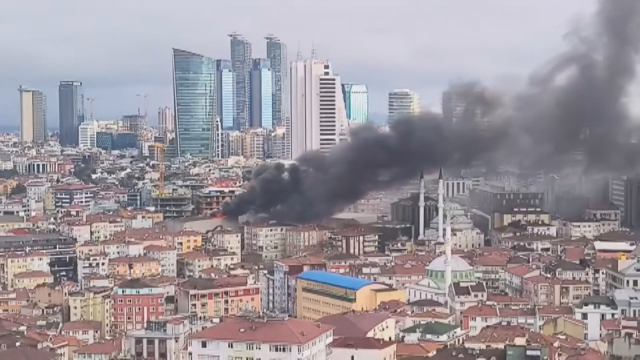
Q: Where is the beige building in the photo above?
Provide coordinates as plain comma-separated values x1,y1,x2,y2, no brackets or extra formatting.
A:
69,288,113,337
3,252,50,289
13,270,54,289
523,276,592,306
388,89,420,120
492,207,551,229
0,179,18,195
296,271,406,321
19,86,47,143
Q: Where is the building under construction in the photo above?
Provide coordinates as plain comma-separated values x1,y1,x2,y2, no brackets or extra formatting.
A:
195,186,244,216
151,186,193,218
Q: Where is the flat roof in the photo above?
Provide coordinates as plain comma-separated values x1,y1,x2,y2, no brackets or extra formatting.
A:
298,270,375,291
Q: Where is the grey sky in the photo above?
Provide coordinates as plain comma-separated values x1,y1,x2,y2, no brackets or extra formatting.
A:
0,0,596,127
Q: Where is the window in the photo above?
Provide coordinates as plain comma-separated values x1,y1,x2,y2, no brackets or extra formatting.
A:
201,341,207,348
228,343,234,349
582,313,588,320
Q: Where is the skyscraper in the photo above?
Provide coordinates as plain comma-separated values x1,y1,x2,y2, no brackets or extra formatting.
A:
249,58,273,129
388,89,420,120
229,33,252,130
58,81,84,146
19,86,47,143
215,60,235,131
78,120,98,149
157,107,174,136
266,35,289,128
342,84,369,123
290,58,348,159
172,48,217,159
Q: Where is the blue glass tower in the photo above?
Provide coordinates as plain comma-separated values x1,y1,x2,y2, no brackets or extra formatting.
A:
172,48,216,158
342,84,369,123
216,60,235,131
266,35,288,128
58,81,84,146
249,59,273,129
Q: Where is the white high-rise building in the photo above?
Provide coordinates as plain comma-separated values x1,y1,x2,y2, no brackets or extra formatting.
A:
388,89,420,120
158,107,174,136
19,86,47,143
289,58,348,159
78,120,98,149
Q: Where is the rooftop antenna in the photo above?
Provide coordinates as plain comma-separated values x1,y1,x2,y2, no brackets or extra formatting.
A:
311,40,317,60
296,41,302,61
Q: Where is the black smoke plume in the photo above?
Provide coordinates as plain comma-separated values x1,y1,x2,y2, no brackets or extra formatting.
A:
223,0,640,223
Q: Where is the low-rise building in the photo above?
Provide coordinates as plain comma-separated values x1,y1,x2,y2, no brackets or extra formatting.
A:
211,229,241,254
144,245,177,277
332,337,396,360
108,256,161,277
112,279,166,332
61,320,102,344
332,227,380,256
575,295,619,341
13,270,54,289
123,316,193,360
176,277,260,318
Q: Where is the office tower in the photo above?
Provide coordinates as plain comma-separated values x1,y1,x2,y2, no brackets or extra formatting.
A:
78,120,98,149
215,60,235,131
229,33,252,130
342,84,369,123
58,81,84,147
158,107,174,136
96,132,113,151
249,59,273,129
290,58,348,159
388,89,420,120
18,86,47,143
266,35,289,128
172,48,217,159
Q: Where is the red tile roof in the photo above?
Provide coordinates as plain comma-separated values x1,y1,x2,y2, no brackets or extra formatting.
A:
190,318,333,344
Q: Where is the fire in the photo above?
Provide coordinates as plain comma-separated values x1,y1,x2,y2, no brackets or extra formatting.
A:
215,213,227,219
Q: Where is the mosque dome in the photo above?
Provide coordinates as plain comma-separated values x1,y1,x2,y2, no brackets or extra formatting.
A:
427,255,473,272
417,254,476,289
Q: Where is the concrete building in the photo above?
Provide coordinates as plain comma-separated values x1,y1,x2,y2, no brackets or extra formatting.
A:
59,81,84,146
296,270,405,321
388,89,419,120
290,58,348,159
242,128,268,159
144,245,177,277
249,58,273,129
332,337,396,360
230,33,252,130
112,278,166,332
3,252,50,289
19,86,47,143
124,316,193,360
244,222,292,260
195,186,243,216
575,296,619,341
176,277,260,318
69,288,113,337
187,317,333,360
269,257,326,316
78,120,98,149
157,107,174,139
61,321,102,344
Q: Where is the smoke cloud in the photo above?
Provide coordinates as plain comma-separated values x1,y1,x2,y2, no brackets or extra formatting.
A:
223,0,640,223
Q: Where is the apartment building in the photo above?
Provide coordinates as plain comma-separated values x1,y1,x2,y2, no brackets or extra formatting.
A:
77,253,108,288
285,225,332,257
574,295,619,341
61,320,102,344
112,279,166,332
176,277,260,318
523,276,591,306
266,257,326,316
69,287,113,337
505,265,540,297
244,222,291,260
332,227,379,256
108,256,161,277
210,249,240,269
13,270,54,289
3,251,50,289
211,229,241,254
144,245,177,277
0,288,30,313
178,252,212,277
473,255,508,293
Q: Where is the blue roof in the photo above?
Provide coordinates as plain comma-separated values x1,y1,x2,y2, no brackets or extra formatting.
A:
297,270,374,291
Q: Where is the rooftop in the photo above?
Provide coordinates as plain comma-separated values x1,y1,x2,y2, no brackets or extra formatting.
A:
298,270,375,291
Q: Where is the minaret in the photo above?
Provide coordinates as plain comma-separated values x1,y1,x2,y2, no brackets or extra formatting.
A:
418,171,426,240
444,209,452,300
437,168,444,243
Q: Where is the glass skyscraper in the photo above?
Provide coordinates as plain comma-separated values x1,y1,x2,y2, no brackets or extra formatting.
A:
216,60,235,131
58,81,84,146
229,33,252,130
342,84,369,123
266,35,288,128
172,48,217,159
250,59,273,129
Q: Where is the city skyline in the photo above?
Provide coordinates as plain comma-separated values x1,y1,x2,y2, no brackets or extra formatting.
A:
0,0,605,126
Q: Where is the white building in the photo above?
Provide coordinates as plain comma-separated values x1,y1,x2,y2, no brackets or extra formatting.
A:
77,254,109,288
290,58,348,159
332,338,396,360
244,222,291,260
144,245,178,277
575,296,619,341
61,320,102,344
187,317,334,360
427,203,483,250
211,230,242,255
444,178,472,198
388,89,419,120
26,181,48,201
242,128,268,159
79,120,98,149
19,86,47,143
123,316,192,360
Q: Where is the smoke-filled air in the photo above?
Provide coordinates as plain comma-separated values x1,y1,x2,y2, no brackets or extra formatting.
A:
222,0,640,224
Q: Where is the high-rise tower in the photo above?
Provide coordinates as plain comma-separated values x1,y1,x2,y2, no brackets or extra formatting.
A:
418,171,426,240
215,60,235,131
342,84,369,123
58,81,84,146
249,58,273,129
388,89,420,120
229,33,252,130
266,35,289,128
19,86,47,143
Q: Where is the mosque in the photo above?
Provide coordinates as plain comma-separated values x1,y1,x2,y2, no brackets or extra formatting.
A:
405,169,480,305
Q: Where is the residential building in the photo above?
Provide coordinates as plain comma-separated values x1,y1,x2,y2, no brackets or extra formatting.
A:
49,184,97,209
78,120,98,149
285,225,332,257
0,288,30,314
332,227,380,256
210,249,240,269
69,287,113,337
473,255,507,293
244,222,291,260
172,48,218,159
59,81,84,146
177,252,212,277
575,295,619,341
332,337,396,360
613,288,640,317
144,245,178,277
230,33,252,130
211,230,242,255
388,89,419,120
176,277,260,318
269,257,326,316
3,251,50,289
73,339,121,360
77,253,108,288
296,270,405,321
523,277,591,306
158,107,174,138
19,86,47,143
266,35,289,129
442,85,488,124
400,322,467,346
0,233,77,282
505,265,540,297
108,256,161,277
249,58,273,129
187,317,333,360
61,321,102,344
242,128,268,159
123,316,193,360
342,84,368,123
318,312,395,340
290,58,348,158
112,279,166,332
13,270,54,289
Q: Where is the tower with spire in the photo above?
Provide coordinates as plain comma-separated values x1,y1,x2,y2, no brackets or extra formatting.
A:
437,168,444,243
418,171,426,240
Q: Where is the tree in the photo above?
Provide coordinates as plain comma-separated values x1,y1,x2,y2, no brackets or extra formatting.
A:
10,184,26,196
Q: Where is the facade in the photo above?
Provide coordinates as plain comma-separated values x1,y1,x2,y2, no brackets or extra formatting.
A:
69,288,113,337
59,81,84,146
215,59,235,131
195,187,244,216
112,279,166,332
290,59,348,159
78,120,98,149
144,245,178,277
124,317,193,360
575,296,619,341
157,107,174,137
249,58,273,129
242,128,268,159
13,270,54,289
342,84,368,123
176,277,260,317
108,256,161,277
244,222,292,260
230,33,252,130
19,86,47,143
0,233,77,282
172,48,217,159
332,228,379,256
187,317,333,360
270,258,326,316
96,132,113,150
266,35,289,129
388,89,419,120
50,184,97,209
296,270,405,321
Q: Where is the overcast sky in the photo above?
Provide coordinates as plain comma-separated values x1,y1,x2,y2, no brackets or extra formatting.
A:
0,0,597,127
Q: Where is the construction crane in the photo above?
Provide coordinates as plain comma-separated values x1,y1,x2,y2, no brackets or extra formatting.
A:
154,142,165,191
86,98,96,120
136,93,148,118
